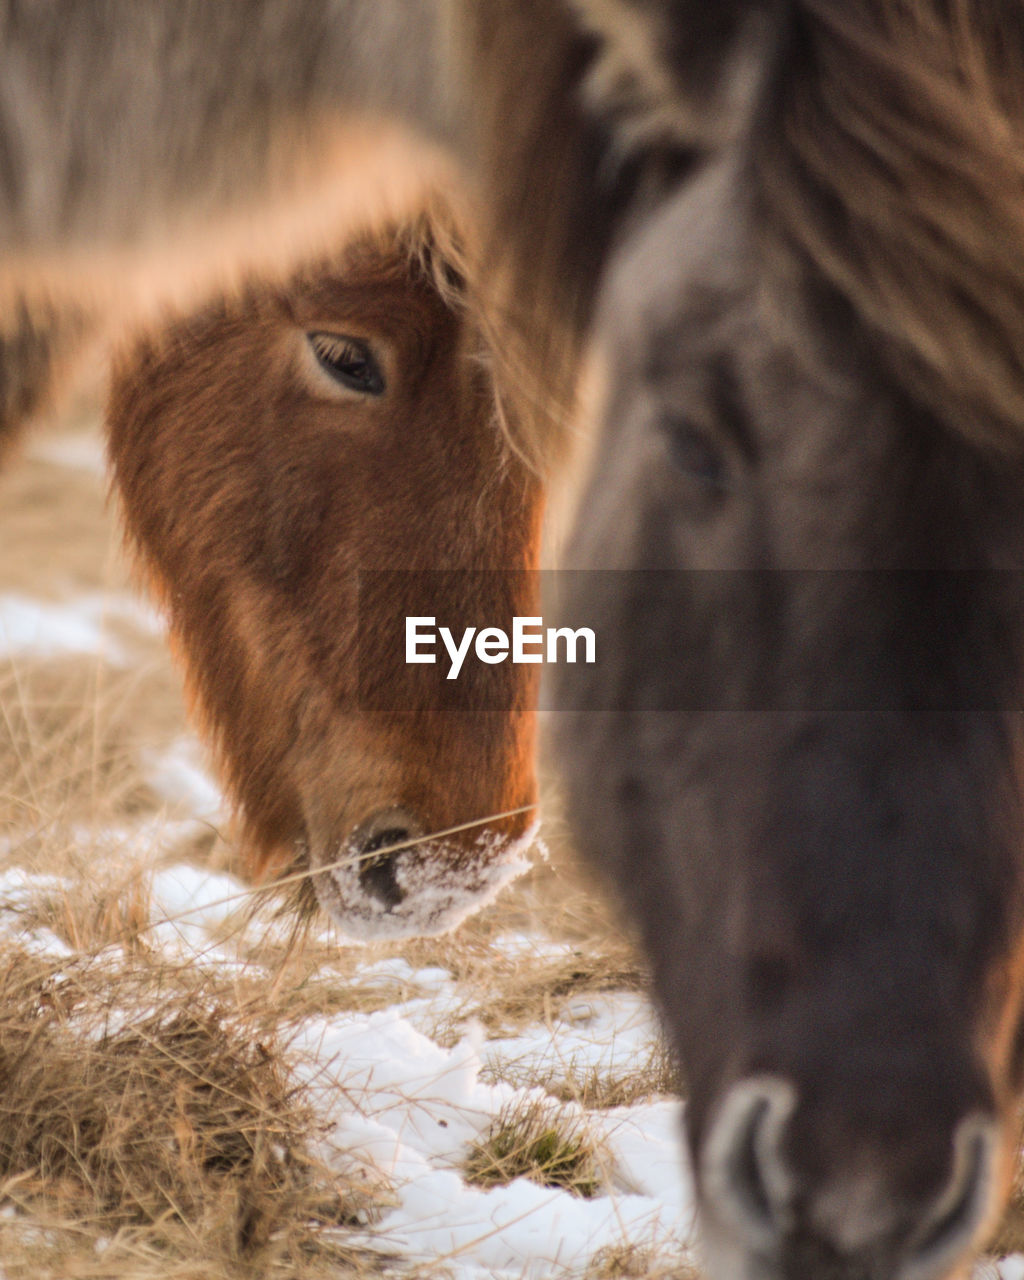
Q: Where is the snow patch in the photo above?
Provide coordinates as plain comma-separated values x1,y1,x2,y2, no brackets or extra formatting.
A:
290,1007,693,1277
0,592,164,663
27,432,107,476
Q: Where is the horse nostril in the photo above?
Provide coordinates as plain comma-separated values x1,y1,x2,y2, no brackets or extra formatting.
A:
905,1114,999,1280
702,1075,798,1251
358,828,409,908
349,809,422,909
358,845,405,908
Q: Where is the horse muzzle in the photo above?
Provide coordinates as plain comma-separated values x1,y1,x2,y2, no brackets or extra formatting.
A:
698,1075,1002,1280
309,806,538,939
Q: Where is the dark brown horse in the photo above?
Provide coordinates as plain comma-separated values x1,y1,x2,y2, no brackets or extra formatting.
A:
486,3,1024,1278
106,207,543,940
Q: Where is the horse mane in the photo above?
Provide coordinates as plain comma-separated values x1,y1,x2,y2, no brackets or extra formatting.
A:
381,198,538,477
753,0,1024,452
450,0,694,474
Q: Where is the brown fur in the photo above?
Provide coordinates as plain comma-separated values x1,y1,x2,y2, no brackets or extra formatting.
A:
107,208,544,936
449,0,677,467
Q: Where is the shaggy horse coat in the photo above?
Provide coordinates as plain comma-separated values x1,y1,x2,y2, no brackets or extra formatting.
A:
540,4,1024,1279
106,211,544,939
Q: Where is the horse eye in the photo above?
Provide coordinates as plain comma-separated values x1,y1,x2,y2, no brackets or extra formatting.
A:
663,415,729,495
307,332,385,395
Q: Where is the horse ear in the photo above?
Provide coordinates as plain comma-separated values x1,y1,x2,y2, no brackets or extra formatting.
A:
568,0,784,150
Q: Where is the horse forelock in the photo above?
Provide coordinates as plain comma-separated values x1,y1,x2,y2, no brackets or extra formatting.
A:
397,196,578,478
300,197,549,478
752,0,1024,454
386,202,537,475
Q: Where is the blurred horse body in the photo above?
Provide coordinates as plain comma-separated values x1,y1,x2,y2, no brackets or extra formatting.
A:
0,0,453,450
524,4,1024,1279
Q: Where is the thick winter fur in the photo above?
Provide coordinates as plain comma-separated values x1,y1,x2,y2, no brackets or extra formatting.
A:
107,205,543,937
753,0,1024,454
547,2,1024,1278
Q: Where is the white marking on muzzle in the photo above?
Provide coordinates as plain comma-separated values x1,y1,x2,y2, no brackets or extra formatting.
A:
314,819,539,941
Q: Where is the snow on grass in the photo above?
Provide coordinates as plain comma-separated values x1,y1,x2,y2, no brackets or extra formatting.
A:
2,586,1021,1279
290,1012,688,1279
480,992,660,1089
26,431,108,477
0,592,164,664
147,862,256,956
0,829,695,1277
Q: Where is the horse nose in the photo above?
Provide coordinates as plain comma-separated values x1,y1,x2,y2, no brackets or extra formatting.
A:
901,1114,999,1280
349,807,423,909
701,1075,798,1252
701,1076,1000,1280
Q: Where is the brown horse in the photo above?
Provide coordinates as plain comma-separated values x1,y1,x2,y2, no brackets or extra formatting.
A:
106,207,543,940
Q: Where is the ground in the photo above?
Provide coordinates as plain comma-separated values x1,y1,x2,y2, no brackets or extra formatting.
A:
0,393,1021,1279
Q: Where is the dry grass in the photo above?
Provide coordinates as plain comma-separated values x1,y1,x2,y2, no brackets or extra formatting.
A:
487,1042,680,1110
0,661,166,831
582,1243,702,1280
0,947,391,1280
414,937,646,1048
464,1097,608,1199
0,408,675,1277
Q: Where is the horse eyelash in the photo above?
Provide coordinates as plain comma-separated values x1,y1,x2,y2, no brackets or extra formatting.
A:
307,331,386,395
310,334,360,365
